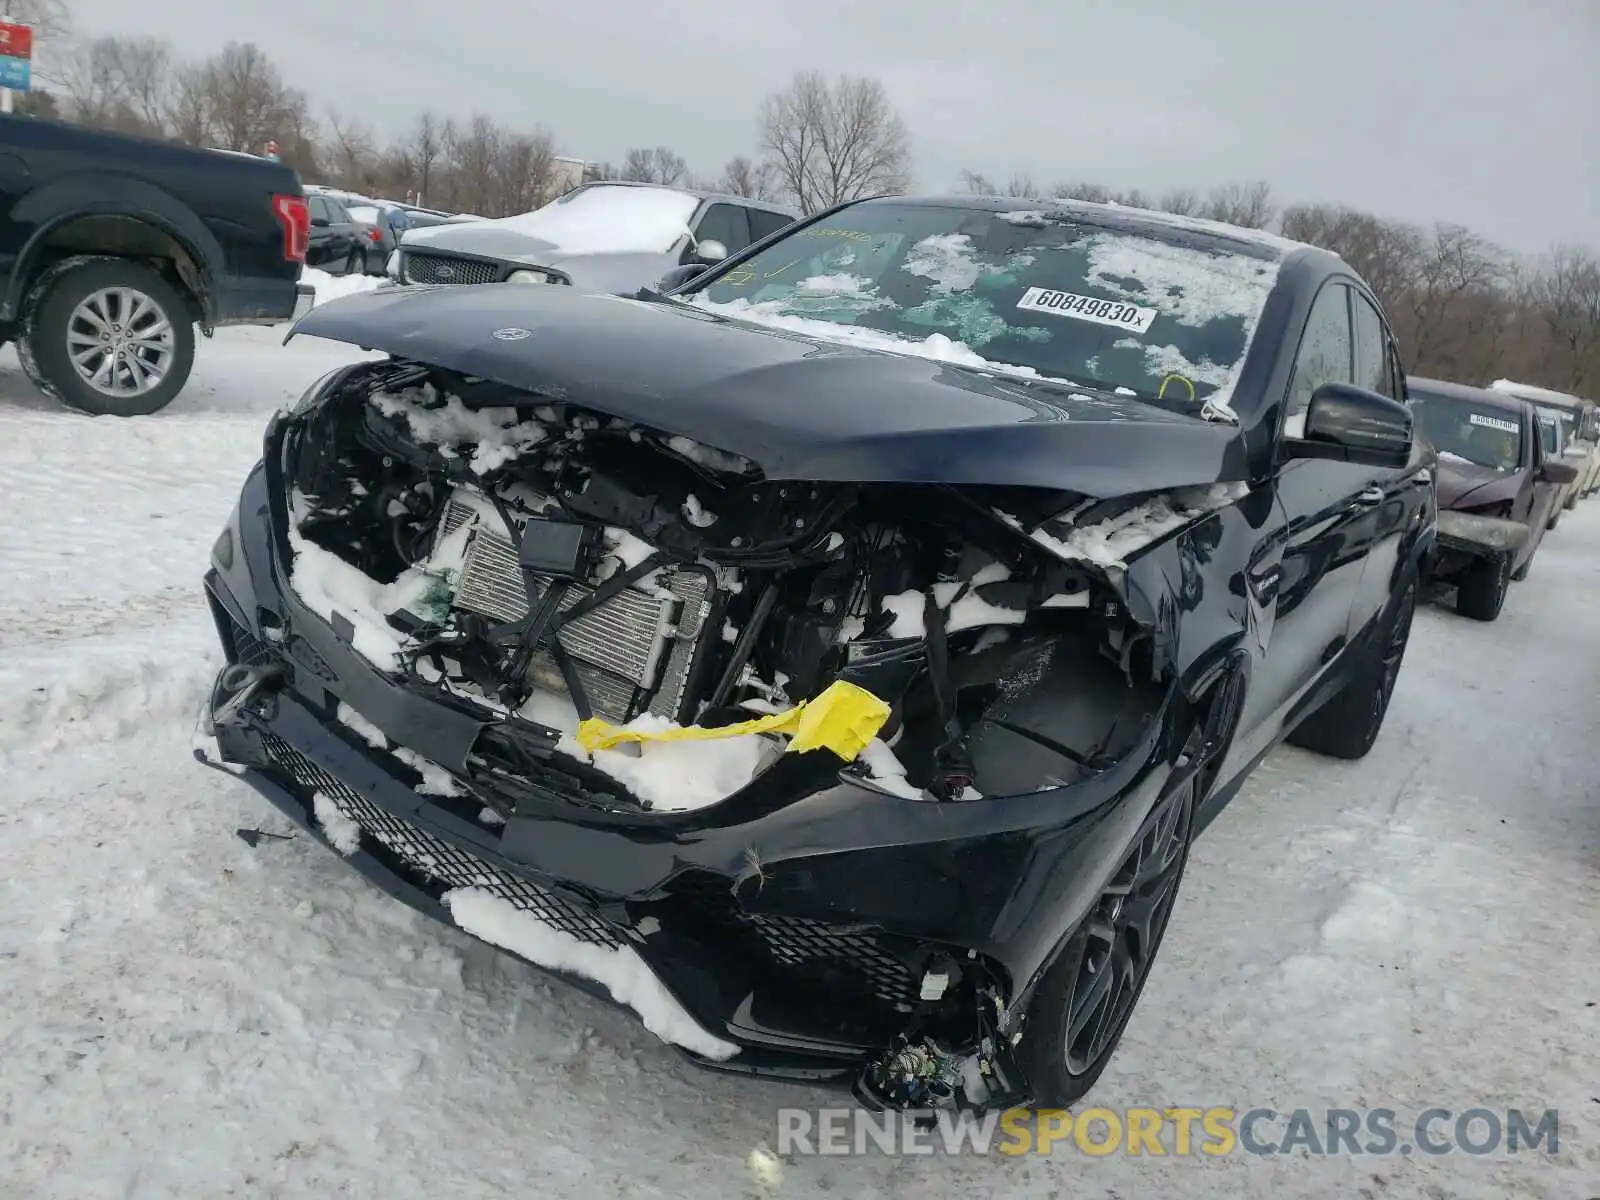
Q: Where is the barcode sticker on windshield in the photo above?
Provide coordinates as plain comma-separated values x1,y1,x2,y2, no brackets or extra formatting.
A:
1469,413,1519,434
1016,287,1158,333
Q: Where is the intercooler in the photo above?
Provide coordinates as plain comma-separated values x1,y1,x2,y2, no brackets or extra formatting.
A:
433,492,713,724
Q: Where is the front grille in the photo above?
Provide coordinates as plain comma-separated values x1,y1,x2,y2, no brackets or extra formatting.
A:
436,492,714,724
404,252,501,286
262,733,621,948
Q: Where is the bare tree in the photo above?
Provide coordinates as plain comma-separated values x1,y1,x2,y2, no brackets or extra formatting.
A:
113,37,172,134
760,71,910,213
494,129,557,213
957,169,1041,198
445,114,501,214
203,42,290,153
1201,181,1276,229
164,63,214,146
1049,180,1111,204
718,154,780,199
325,108,377,189
1533,244,1600,392
57,36,125,127
8,0,70,45
1157,187,1201,216
406,111,445,205
621,146,687,186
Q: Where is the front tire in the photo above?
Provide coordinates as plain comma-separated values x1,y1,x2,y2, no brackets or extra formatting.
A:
25,258,195,416
1018,778,1196,1107
1455,552,1510,621
1287,577,1417,759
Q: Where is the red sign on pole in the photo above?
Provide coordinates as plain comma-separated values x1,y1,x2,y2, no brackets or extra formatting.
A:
0,24,33,59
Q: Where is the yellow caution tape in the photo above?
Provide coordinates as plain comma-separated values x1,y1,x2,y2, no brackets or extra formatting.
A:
575,680,891,762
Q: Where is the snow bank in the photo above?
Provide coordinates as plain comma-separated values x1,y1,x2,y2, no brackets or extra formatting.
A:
443,888,739,1059
301,267,386,307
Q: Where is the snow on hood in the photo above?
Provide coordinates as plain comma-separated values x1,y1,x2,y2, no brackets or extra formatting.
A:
404,185,699,256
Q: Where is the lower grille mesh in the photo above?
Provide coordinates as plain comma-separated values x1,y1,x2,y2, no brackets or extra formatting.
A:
262,733,621,947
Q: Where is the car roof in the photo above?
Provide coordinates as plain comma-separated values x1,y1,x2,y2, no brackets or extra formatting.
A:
572,179,800,219
858,194,1312,262
1488,377,1591,411
1407,375,1528,416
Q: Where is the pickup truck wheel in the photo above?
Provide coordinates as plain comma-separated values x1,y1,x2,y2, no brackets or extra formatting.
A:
1286,578,1417,760
1018,775,1195,1107
1455,552,1510,622
28,259,195,416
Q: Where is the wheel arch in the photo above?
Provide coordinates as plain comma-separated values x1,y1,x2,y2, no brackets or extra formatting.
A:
3,178,224,328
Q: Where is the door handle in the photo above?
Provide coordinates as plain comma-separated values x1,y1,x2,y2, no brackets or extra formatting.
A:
1352,486,1385,508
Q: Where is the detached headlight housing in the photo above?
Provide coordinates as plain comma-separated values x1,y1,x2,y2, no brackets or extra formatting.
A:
508,269,553,284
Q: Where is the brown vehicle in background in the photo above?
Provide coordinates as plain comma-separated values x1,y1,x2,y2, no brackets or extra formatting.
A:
1407,377,1579,621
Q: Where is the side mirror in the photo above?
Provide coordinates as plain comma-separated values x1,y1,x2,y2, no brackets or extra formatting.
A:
656,263,709,293
310,216,330,228
1285,382,1413,468
693,238,729,264
1538,459,1580,486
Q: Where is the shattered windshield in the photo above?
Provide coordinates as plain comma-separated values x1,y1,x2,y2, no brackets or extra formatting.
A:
1410,389,1523,472
689,201,1281,409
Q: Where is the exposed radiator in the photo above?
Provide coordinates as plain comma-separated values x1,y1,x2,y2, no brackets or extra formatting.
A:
433,492,713,724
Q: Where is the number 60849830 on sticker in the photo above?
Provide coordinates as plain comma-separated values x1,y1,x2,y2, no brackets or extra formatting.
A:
1016,286,1158,334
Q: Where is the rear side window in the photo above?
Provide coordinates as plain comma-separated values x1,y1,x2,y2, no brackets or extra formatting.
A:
747,208,795,243
1284,283,1354,432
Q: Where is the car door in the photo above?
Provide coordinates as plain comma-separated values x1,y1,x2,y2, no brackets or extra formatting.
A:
1343,289,1429,639
1522,407,1561,556
306,196,337,267
1235,281,1376,752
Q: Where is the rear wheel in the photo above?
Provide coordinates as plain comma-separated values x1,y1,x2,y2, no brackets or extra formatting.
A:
1018,777,1195,1107
1455,552,1511,621
1287,578,1417,759
25,258,195,416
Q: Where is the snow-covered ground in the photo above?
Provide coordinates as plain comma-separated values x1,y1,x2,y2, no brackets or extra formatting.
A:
0,327,1595,1199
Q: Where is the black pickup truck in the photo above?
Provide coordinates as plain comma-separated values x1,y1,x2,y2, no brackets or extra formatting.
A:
0,115,314,415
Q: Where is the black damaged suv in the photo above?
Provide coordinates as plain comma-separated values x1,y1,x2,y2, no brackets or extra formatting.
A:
197,196,1435,1112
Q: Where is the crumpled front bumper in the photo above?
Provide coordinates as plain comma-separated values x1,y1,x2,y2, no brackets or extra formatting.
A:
197,453,1183,1077
1433,509,1529,557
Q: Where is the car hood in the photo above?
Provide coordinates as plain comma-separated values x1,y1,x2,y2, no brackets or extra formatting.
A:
287,285,1245,496
1435,458,1523,509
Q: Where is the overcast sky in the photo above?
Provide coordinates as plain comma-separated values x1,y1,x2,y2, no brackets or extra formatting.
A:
59,0,1598,254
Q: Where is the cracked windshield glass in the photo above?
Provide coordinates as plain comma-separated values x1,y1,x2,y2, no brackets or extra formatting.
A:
693,202,1280,409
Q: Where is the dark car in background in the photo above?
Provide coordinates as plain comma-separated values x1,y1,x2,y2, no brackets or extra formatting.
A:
395,181,800,292
198,195,1432,1114
1408,376,1577,619
0,116,312,416
306,192,378,276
